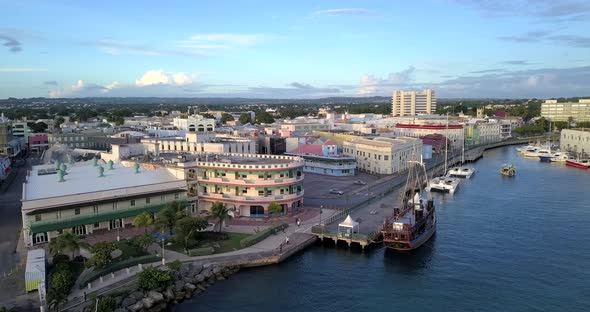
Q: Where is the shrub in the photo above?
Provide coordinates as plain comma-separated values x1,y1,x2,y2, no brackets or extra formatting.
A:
240,223,288,248
188,246,215,257
89,241,116,269
89,294,115,312
167,259,182,271
137,267,173,291
78,255,159,288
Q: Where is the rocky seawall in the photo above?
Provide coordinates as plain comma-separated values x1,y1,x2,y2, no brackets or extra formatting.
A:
84,264,239,312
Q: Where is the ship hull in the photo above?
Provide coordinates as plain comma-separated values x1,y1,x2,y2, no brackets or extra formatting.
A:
384,224,436,251
566,160,590,169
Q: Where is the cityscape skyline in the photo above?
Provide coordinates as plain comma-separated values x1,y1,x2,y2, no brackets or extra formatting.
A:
1,0,590,99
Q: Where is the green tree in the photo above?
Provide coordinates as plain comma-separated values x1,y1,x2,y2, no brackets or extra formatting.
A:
201,113,215,119
255,111,275,124
238,113,252,125
28,121,48,133
268,201,283,222
89,242,116,269
134,211,154,234
49,232,88,260
174,216,209,253
47,262,75,312
155,201,185,233
129,233,155,252
221,113,234,124
210,202,232,232
137,267,173,291
54,116,65,129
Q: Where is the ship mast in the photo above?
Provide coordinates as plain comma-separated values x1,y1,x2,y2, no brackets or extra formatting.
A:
444,113,448,174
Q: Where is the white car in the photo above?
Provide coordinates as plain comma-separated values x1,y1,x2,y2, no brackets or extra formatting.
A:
353,180,367,185
329,189,344,195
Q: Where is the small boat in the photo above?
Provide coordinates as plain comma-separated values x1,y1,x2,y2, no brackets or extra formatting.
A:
426,176,460,194
565,159,590,169
549,153,569,162
500,164,516,176
447,166,475,179
538,155,554,163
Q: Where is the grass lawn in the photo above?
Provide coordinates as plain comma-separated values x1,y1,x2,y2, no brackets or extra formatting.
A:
167,232,252,255
113,239,147,261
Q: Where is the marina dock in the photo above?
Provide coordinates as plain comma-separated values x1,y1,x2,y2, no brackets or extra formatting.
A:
310,135,559,250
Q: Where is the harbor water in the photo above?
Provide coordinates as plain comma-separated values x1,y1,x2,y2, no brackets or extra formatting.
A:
175,146,590,312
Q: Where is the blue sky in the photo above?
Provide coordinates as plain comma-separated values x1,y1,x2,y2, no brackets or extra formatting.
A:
1,0,589,99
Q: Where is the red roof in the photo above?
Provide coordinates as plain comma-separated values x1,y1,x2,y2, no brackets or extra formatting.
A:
289,144,324,156
396,123,463,130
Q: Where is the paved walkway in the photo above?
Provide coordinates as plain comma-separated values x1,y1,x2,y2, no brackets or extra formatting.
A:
64,208,338,310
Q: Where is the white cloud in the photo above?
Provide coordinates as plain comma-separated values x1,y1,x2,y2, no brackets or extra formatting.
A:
135,69,171,87
49,80,86,97
102,81,120,94
135,70,197,87
357,66,416,94
172,72,192,85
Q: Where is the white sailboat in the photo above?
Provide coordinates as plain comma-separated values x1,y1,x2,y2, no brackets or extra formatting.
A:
427,114,460,193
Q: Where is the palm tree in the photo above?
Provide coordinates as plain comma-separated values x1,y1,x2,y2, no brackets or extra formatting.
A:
134,211,154,234
49,232,88,260
268,201,283,223
155,201,185,234
210,202,232,232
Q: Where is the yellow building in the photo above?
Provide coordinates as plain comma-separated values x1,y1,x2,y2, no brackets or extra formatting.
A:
343,136,422,174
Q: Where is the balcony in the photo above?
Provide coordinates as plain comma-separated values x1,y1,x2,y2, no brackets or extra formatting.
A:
29,199,188,234
199,192,303,203
199,176,301,187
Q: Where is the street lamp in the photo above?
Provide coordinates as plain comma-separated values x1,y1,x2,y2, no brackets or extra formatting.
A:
116,219,120,242
319,206,323,227
161,232,166,266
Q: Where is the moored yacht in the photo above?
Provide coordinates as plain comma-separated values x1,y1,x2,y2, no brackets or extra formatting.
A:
549,153,570,162
565,159,590,169
447,166,475,179
426,176,460,194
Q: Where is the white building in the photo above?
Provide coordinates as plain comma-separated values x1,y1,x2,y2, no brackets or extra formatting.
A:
541,99,590,122
561,128,590,157
342,136,422,175
391,89,436,117
173,114,216,132
21,161,188,247
394,123,464,148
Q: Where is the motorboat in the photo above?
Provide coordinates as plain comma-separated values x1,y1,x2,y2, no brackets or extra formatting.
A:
447,166,475,179
566,159,590,169
500,164,516,176
549,153,570,162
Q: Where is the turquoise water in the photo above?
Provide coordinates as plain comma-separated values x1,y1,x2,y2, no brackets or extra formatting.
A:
175,147,590,312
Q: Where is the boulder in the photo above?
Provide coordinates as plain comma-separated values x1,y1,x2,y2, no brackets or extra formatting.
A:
179,264,190,276
197,284,207,292
164,288,175,301
142,296,155,309
212,266,222,275
192,264,204,275
114,296,123,306
174,280,184,292
184,282,196,292
216,274,225,281
130,291,144,300
121,297,136,308
194,273,205,283
175,290,185,301
202,268,212,278
129,301,144,312
148,291,164,303
113,308,126,312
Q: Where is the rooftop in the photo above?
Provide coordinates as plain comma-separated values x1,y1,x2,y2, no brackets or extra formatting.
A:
196,154,295,165
24,160,181,201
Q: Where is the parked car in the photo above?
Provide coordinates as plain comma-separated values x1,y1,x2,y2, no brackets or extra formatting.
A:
329,189,344,195
353,180,367,185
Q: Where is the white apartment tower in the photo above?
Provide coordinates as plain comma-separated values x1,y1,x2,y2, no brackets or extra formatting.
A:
391,89,436,117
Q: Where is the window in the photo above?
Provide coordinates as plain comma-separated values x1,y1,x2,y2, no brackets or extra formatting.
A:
384,155,389,161
75,208,80,215
258,190,264,196
112,202,118,210
174,193,179,199
130,199,136,206
35,215,42,222
161,195,166,202
280,189,285,195
146,197,151,204
258,174,264,179
242,189,247,194
94,222,100,228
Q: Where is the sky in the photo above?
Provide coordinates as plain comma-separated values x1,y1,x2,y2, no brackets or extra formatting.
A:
0,0,589,99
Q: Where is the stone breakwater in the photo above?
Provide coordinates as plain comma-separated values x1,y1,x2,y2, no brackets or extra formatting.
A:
85,264,240,312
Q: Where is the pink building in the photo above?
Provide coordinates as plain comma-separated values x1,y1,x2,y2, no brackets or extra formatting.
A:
28,133,49,152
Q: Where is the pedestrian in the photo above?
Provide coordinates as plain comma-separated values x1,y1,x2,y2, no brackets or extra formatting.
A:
285,236,289,244
297,218,301,227
83,292,87,302
279,243,283,253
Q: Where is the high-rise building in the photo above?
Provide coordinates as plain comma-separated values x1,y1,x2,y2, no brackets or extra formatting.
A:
391,89,436,117
541,99,590,122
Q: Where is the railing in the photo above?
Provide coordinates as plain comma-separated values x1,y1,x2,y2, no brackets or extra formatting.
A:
200,192,304,203
274,179,283,183
199,176,299,186
275,195,284,200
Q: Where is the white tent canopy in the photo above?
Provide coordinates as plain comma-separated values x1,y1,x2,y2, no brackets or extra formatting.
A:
338,215,359,237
